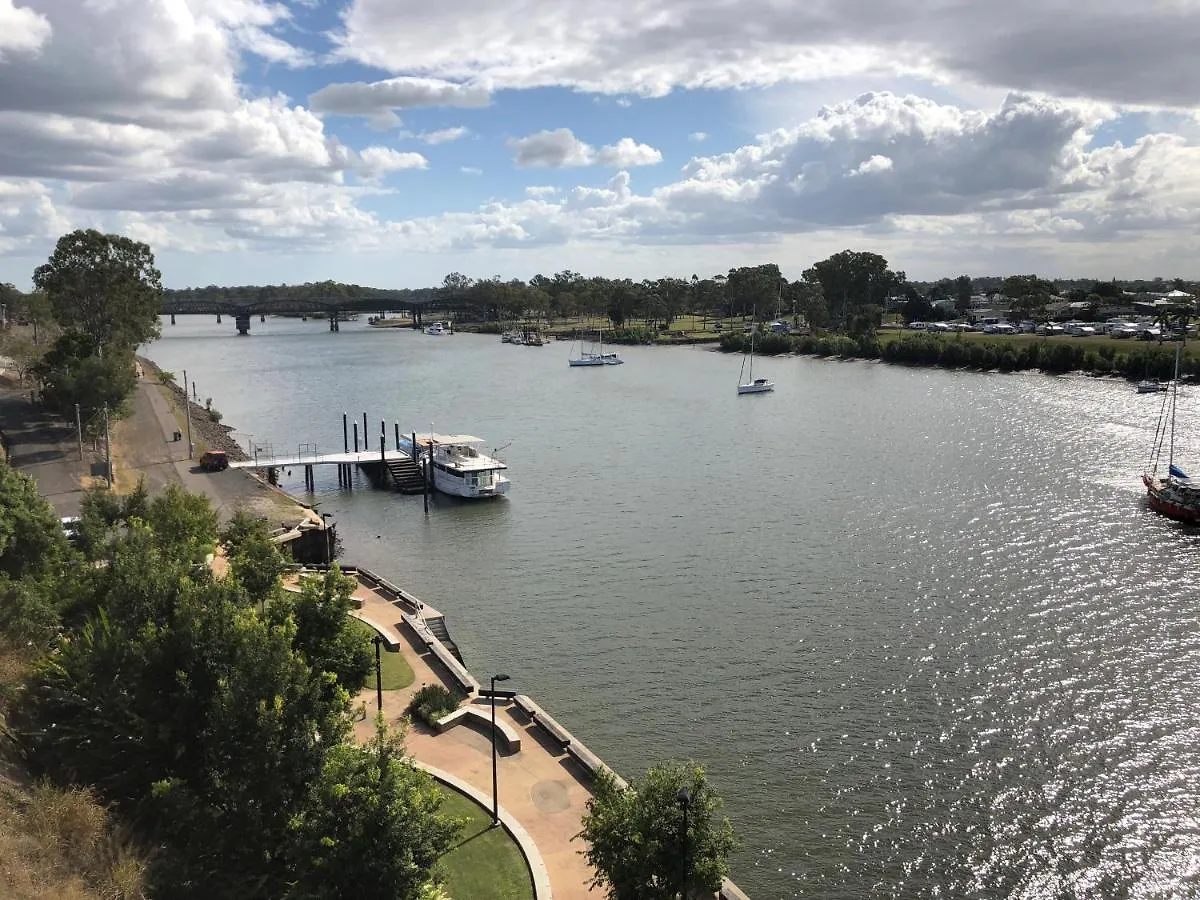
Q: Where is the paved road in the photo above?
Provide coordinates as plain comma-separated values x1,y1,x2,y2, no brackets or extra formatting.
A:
0,381,96,517
0,372,309,526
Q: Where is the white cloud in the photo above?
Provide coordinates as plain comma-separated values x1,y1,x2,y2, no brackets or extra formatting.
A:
308,77,491,127
460,166,483,175
0,0,51,58
689,132,708,142
412,126,470,145
594,136,662,167
525,185,558,196
0,0,435,256
333,0,1200,108
357,146,428,179
508,128,661,168
379,92,1200,262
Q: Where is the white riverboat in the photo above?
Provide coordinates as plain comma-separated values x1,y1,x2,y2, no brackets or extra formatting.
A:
408,433,510,498
426,321,447,335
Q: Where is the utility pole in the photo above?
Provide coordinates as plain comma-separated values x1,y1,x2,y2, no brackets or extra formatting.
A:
103,403,112,486
74,403,83,460
182,368,193,458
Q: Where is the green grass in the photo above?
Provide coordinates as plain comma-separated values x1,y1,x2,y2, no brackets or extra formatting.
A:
437,786,534,900
350,619,414,690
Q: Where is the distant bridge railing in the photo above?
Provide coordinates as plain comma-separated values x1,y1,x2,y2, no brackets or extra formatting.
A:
160,293,443,316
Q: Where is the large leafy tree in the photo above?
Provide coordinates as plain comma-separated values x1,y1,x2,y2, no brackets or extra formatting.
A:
32,330,138,430
270,565,372,694
802,250,904,332
579,760,737,900
33,229,163,351
0,458,70,581
1001,274,1056,320
221,511,287,611
286,722,461,900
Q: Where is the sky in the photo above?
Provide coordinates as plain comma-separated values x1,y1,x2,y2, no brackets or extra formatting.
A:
1,0,1200,289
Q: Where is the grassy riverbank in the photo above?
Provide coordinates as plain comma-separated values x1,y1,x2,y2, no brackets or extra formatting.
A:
721,329,1200,380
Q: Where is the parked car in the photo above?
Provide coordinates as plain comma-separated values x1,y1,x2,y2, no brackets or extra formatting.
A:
1036,323,1066,336
199,450,229,472
907,321,927,330
1065,322,1096,337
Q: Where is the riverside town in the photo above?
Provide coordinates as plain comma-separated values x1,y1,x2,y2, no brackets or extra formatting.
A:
3,3,1200,898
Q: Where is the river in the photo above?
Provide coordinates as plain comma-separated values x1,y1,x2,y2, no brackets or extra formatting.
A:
147,316,1200,899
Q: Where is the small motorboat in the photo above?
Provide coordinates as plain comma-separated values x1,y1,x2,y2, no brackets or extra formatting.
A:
1138,380,1168,394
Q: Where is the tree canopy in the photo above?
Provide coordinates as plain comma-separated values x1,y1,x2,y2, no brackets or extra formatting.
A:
33,229,163,351
579,760,737,900
2,476,458,899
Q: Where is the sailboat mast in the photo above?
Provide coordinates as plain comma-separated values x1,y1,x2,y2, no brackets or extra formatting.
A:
1169,340,1182,471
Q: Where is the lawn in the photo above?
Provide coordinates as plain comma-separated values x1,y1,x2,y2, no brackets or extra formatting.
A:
438,786,534,900
349,619,414,690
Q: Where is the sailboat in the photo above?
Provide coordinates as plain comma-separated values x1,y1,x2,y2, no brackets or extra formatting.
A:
737,320,774,394
569,325,624,366
1143,341,1200,522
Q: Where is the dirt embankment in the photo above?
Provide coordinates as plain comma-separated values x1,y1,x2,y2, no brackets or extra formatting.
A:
137,358,247,461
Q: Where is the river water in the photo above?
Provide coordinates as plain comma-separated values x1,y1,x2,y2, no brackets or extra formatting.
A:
147,316,1200,899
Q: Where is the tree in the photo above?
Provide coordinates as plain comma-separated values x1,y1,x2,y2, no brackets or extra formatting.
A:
33,229,163,351
145,483,219,566
1001,274,1056,321
221,511,286,611
32,331,138,431
270,565,372,694
579,761,737,900
802,251,904,332
954,275,974,314
0,457,71,581
285,721,461,900
14,527,354,898
902,290,935,324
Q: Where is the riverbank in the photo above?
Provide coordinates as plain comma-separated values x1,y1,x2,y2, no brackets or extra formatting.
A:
720,329,1198,380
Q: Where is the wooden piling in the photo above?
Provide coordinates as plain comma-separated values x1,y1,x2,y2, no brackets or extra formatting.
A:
394,422,400,451
353,423,359,453
343,412,349,453
362,413,368,449
415,431,428,514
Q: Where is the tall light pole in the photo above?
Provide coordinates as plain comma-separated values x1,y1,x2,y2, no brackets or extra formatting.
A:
676,786,692,900
490,673,511,824
372,635,383,713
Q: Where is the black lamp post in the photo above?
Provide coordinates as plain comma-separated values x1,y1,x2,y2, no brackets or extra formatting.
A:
676,785,692,900
372,635,383,713
490,673,511,824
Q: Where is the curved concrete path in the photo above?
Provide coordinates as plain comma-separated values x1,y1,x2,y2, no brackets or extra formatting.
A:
350,590,602,899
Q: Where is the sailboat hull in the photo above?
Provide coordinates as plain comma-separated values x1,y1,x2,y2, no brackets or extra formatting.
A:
1144,473,1200,523
568,357,605,367
737,381,774,394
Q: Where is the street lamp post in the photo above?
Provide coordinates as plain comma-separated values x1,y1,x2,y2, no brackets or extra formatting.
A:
676,786,692,900
490,673,511,824
372,635,383,713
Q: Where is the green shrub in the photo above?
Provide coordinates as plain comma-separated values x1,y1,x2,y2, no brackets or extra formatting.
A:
406,684,460,728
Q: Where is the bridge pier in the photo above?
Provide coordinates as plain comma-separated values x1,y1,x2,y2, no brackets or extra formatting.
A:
216,314,222,324
235,314,251,335
170,314,176,325
329,310,339,331
260,314,265,322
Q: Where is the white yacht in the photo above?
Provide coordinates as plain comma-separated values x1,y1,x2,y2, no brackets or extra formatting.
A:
410,433,510,498
426,321,447,335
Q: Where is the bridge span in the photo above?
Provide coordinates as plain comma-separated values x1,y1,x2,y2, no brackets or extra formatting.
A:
160,292,462,334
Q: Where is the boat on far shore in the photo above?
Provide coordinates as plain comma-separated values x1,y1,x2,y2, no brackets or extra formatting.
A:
1138,379,1169,394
